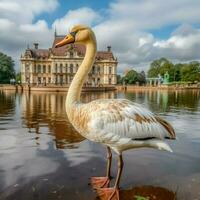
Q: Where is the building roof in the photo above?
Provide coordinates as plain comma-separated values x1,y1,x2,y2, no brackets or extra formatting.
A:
23,35,116,61
33,49,50,58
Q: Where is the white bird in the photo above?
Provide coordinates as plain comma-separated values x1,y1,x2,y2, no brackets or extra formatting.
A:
55,25,176,200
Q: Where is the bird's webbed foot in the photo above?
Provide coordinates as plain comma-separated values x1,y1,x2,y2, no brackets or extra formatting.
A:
96,187,120,200
91,176,110,189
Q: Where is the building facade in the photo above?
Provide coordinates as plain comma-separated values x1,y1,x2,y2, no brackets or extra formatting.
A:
20,34,118,86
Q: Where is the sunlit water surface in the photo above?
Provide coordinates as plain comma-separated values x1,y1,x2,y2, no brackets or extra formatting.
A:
0,89,200,200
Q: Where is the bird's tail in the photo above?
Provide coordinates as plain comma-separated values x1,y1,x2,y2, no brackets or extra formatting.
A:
146,139,173,152
155,116,176,139
132,139,173,152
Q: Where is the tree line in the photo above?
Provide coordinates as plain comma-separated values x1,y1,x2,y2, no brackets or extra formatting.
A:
118,58,200,84
148,57,200,82
0,51,15,84
118,70,146,85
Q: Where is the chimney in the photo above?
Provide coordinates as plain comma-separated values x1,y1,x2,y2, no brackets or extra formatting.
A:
34,43,39,49
107,46,111,52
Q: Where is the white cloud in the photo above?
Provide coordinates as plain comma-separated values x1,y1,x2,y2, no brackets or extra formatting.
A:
0,0,58,70
0,19,53,69
152,27,200,61
108,0,200,29
94,21,155,72
171,24,198,36
0,0,58,24
154,24,200,49
91,0,200,72
52,7,101,34
0,18,14,30
20,20,50,33
0,2,21,12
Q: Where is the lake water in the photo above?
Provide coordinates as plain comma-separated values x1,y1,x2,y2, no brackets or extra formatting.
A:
0,89,200,200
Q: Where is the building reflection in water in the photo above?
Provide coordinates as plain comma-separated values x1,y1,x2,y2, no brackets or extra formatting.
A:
21,91,116,149
1,89,200,149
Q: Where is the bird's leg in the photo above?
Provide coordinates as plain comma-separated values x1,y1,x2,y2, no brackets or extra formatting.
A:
106,146,112,178
114,154,123,188
91,146,112,189
96,153,123,200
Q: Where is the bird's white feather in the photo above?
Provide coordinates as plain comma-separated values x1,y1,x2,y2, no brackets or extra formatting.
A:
70,99,175,153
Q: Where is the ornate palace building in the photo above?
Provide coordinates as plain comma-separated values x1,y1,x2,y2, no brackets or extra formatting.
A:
20,32,118,86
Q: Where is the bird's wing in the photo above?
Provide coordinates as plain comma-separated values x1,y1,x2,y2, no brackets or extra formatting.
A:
87,99,175,143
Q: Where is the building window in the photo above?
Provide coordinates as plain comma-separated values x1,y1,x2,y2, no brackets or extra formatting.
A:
34,66,37,73
55,63,57,73
26,77,29,83
55,75,58,84
92,66,95,74
70,64,73,73
38,77,41,84
109,78,112,84
48,77,51,83
109,67,112,74
97,66,100,74
70,51,73,58
43,65,46,73
100,66,104,74
48,65,51,73
65,64,68,73
60,75,63,84
60,63,63,73
38,65,41,73
25,64,29,72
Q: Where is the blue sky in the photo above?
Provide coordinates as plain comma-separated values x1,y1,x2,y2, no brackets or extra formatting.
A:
35,0,110,26
149,24,179,39
35,0,179,39
0,0,200,72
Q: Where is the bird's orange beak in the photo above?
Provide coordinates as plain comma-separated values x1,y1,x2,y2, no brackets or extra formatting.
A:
55,33,75,48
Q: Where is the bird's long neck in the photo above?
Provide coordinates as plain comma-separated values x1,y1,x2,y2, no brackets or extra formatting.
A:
66,40,97,109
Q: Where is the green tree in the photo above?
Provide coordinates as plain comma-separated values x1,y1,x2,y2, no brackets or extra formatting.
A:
173,63,182,81
148,58,174,81
147,58,200,83
121,70,146,85
15,72,21,83
137,71,146,85
0,52,15,83
124,70,139,84
180,62,200,82
148,57,169,77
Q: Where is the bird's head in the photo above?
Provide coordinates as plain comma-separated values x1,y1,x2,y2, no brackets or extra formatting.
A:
55,25,96,48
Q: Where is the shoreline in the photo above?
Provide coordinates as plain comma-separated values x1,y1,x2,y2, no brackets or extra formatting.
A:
116,85,200,91
0,84,116,92
1,84,200,92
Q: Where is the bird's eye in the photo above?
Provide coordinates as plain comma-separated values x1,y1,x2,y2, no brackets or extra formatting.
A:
70,31,77,38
